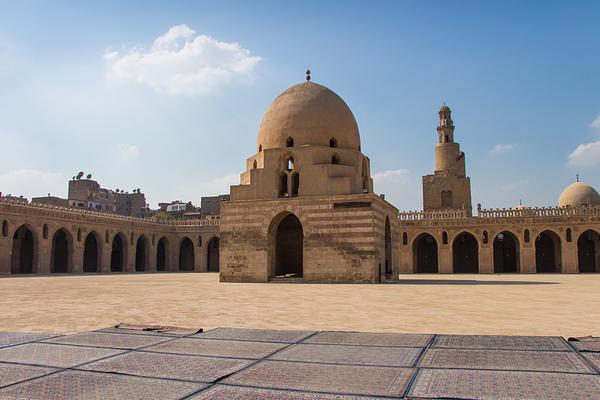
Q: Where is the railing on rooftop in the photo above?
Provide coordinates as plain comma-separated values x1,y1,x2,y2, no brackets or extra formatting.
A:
0,198,220,226
476,204,600,218
398,208,467,221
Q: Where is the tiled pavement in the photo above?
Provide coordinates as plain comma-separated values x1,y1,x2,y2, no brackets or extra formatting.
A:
0,329,600,399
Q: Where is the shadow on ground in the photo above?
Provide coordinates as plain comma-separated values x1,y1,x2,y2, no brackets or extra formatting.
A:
393,279,558,285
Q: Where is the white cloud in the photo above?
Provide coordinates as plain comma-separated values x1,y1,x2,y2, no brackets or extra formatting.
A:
372,169,419,209
590,115,600,129
0,169,66,198
116,144,139,161
490,143,515,155
372,169,410,184
202,173,239,195
104,24,262,95
568,140,600,167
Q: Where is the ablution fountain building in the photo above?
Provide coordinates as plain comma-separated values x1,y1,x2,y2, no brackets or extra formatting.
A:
1,76,600,281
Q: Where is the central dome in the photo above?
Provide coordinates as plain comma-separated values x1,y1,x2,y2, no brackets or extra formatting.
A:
257,81,361,151
558,181,600,207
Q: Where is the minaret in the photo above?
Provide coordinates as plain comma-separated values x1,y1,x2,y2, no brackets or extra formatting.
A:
422,104,472,216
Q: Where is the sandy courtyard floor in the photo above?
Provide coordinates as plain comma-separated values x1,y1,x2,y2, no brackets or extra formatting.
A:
0,273,598,336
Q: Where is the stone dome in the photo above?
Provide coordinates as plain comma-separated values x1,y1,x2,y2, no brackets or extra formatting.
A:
257,81,361,151
558,181,600,207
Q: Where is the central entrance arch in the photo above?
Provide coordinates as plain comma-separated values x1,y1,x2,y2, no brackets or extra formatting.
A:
51,228,71,273
269,213,303,278
207,237,220,272
135,236,148,272
111,234,126,272
453,232,479,273
535,230,561,273
179,237,194,271
157,237,168,272
11,225,35,274
578,230,599,273
83,232,100,273
413,233,438,273
493,231,519,273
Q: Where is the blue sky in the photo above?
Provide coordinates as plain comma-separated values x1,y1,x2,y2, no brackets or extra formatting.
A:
1,1,599,210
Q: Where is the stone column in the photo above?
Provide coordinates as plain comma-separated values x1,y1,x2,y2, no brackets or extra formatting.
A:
72,242,83,273
126,242,135,272
520,244,536,273
194,246,204,272
479,243,494,273
439,244,452,273
38,240,51,274
148,245,157,272
101,246,111,273
0,237,11,275
562,240,578,273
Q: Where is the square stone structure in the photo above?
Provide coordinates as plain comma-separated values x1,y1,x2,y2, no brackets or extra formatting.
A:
220,78,399,283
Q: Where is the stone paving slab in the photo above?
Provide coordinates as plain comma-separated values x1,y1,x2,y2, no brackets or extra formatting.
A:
221,360,415,397
0,370,205,400
270,343,421,367
79,350,252,382
41,331,173,349
195,327,316,343
304,331,432,347
144,337,287,359
418,348,594,373
408,368,600,400
432,334,572,351
190,385,392,399
0,343,124,368
0,362,58,389
0,332,53,349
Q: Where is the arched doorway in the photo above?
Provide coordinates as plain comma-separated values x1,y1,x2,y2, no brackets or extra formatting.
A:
51,229,71,273
11,225,34,274
111,234,125,272
207,237,220,272
413,233,438,273
157,237,168,272
536,230,561,273
135,236,147,272
578,230,599,273
384,217,392,277
272,214,303,278
83,232,100,273
179,237,194,271
453,232,478,273
493,231,519,273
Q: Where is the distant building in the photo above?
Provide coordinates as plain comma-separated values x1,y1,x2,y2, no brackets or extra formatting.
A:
31,195,68,207
201,195,229,218
0,194,28,204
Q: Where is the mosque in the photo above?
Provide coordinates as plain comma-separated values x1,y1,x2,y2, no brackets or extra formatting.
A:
1,74,600,281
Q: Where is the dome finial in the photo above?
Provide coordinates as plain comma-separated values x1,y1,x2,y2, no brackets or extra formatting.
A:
576,173,580,182
306,68,311,81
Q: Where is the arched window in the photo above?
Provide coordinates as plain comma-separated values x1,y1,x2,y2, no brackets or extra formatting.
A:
198,235,202,247
258,144,262,152
332,154,340,165
442,231,448,245
1,220,7,237
482,230,489,244
286,157,294,171
152,234,156,246
286,137,294,147
445,134,449,143
362,159,369,192
279,174,289,198
402,232,408,246
524,229,530,243
43,224,49,239
330,137,338,148
105,230,109,244
77,228,82,242
252,160,257,169
291,173,299,197
566,228,572,242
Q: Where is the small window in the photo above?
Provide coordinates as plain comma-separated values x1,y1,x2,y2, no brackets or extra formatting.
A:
77,228,81,242
198,235,202,247
105,230,109,244
43,224,49,239
258,144,262,152
330,137,337,148
482,230,489,244
566,228,572,242
524,229,530,243
286,157,294,171
1,220,7,237
442,231,448,245
252,160,257,169
286,137,294,147
332,154,340,165
279,174,288,198
402,232,408,246
291,173,299,197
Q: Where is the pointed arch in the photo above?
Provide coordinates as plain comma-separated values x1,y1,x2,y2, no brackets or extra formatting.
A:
535,230,561,273
156,237,169,272
111,233,127,272
384,216,392,276
135,235,149,272
179,237,195,271
268,212,303,279
51,228,73,273
453,232,479,273
493,231,519,273
83,231,101,272
329,137,338,148
578,230,599,273
207,237,220,272
11,224,36,274
413,233,438,273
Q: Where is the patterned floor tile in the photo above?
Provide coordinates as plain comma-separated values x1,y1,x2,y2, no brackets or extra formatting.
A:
79,351,252,382
408,368,600,400
144,337,286,359
0,343,124,368
42,331,173,349
195,328,315,343
0,370,204,400
221,360,415,396
270,343,421,367
432,335,571,351
0,332,53,349
417,348,594,373
190,384,392,399
304,331,432,347
0,363,57,388
581,353,600,372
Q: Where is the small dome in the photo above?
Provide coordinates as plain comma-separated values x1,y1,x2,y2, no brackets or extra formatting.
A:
439,104,451,113
257,81,360,151
558,181,600,207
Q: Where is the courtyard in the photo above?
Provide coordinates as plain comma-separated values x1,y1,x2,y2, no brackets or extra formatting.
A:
0,273,598,336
